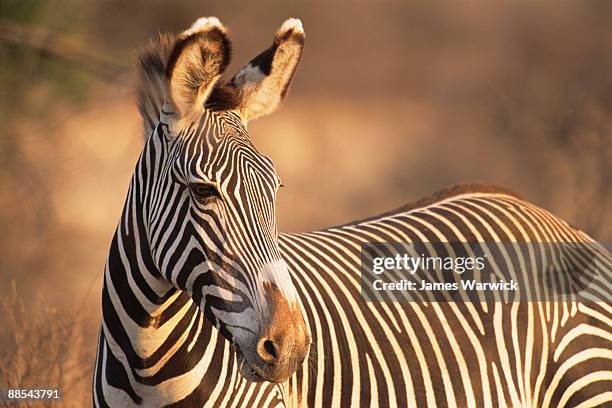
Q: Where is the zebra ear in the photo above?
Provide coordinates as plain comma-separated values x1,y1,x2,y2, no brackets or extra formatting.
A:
165,17,232,119
229,18,305,123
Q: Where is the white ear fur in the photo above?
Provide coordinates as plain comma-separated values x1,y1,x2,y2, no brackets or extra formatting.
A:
230,18,305,123
183,17,226,37
165,17,231,119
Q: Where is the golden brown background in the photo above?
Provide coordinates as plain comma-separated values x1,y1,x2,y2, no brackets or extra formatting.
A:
0,1,610,405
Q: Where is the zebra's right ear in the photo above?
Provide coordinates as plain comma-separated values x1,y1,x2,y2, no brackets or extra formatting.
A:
228,18,305,123
164,17,231,119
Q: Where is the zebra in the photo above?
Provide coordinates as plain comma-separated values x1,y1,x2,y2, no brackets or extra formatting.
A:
93,17,612,407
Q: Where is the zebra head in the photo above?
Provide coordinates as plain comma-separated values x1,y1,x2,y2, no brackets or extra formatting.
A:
139,17,309,383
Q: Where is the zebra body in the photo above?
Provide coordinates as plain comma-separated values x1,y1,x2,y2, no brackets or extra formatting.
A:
95,170,612,406
93,17,612,408
280,189,612,407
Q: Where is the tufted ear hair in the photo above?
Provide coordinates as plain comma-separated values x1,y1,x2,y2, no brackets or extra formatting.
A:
165,17,232,119
228,18,305,123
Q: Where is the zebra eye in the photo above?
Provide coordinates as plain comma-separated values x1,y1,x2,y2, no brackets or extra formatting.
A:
191,183,220,200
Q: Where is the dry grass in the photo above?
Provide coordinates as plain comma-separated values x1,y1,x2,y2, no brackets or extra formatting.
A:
0,282,98,407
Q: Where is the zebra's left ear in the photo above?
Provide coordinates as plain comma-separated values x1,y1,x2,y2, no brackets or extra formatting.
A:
165,17,232,119
229,18,305,123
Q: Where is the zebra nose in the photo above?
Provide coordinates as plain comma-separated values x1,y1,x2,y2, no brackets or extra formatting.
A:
257,337,280,362
251,315,311,381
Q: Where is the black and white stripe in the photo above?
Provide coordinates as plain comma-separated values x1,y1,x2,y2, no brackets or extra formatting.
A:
93,16,612,407
278,190,612,407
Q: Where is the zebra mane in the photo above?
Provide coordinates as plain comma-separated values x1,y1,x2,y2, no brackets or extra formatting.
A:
403,183,524,211
328,183,524,229
137,32,175,138
136,32,240,139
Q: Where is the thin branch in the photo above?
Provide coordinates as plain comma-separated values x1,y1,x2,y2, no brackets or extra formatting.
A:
0,18,132,84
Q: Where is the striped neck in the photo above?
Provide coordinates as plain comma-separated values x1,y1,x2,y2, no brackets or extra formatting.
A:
99,129,213,404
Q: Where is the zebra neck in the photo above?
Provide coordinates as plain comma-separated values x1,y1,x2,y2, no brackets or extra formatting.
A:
103,163,206,365
97,132,248,405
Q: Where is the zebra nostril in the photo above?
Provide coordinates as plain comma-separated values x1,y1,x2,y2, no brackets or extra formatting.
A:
261,339,278,360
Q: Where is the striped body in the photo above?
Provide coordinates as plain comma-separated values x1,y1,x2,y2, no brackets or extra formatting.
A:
95,178,612,407
280,190,612,407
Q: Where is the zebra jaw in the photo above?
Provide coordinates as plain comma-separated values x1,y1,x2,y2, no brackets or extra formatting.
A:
234,345,266,382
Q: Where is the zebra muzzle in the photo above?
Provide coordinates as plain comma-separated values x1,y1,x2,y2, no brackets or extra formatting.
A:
236,282,311,383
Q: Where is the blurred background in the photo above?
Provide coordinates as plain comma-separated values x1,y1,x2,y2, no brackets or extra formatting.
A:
0,0,610,405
